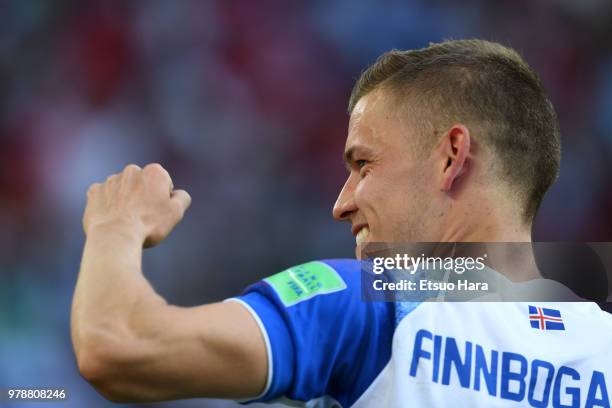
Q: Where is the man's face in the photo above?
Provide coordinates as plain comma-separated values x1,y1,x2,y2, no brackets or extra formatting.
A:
333,90,442,257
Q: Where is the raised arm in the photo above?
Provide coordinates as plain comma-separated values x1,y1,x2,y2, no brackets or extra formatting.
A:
71,164,267,402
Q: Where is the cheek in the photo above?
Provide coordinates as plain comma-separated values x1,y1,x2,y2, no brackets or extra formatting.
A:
356,170,422,221
353,176,379,209
353,174,396,220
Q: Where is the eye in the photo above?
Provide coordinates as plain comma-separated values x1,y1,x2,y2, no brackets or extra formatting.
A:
356,159,368,169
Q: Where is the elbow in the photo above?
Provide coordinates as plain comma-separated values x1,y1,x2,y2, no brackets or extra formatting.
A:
75,334,107,384
75,338,119,401
76,351,100,386
75,335,141,403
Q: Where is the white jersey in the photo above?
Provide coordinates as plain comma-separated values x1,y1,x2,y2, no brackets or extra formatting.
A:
354,302,612,408
231,259,612,407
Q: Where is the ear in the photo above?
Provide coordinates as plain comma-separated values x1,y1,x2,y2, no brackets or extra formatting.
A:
439,124,471,192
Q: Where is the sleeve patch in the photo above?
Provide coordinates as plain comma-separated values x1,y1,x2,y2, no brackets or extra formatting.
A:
264,261,347,307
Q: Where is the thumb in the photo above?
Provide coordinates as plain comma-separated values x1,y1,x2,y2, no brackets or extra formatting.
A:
171,189,192,215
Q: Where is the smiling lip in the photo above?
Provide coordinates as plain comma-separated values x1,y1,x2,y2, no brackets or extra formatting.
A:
352,224,369,236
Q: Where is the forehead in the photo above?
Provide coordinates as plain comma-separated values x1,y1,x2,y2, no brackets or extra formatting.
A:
346,89,411,152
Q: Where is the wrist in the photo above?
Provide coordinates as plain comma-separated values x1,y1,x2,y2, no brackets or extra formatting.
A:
85,218,147,245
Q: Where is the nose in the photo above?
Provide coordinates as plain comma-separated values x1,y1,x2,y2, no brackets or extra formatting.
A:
333,178,357,221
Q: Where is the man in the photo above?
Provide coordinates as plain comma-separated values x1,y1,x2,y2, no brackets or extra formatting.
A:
72,39,612,407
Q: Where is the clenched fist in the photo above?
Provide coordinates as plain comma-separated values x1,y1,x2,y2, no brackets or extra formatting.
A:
83,163,191,247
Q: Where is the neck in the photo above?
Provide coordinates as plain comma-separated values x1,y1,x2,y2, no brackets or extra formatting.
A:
439,199,540,281
440,191,532,242
442,219,533,243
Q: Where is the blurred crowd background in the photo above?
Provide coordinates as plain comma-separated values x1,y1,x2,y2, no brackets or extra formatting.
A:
1,0,611,407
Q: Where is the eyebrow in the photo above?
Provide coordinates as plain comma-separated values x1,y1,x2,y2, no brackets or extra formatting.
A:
343,145,373,169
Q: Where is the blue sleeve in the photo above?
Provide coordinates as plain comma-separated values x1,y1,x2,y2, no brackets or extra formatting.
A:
229,259,394,406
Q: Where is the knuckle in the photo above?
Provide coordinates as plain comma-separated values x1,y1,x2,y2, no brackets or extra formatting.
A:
145,163,171,180
144,163,165,174
123,164,141,173
170,200,184,220
87,183,100,195
144,163,173,189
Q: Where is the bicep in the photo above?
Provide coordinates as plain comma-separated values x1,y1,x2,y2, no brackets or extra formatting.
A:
97,301,268,401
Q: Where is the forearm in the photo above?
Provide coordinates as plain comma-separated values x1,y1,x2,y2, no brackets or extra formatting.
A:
71,223,267,401
71,222,166,361
72,165,267,401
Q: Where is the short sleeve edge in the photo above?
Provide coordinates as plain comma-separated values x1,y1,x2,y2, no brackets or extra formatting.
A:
224,297,273,401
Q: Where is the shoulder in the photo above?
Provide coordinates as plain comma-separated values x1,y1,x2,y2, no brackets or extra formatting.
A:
246,259,364,309
231,259,394,405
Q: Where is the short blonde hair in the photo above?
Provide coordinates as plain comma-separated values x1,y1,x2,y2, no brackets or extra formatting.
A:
349,39,561,222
